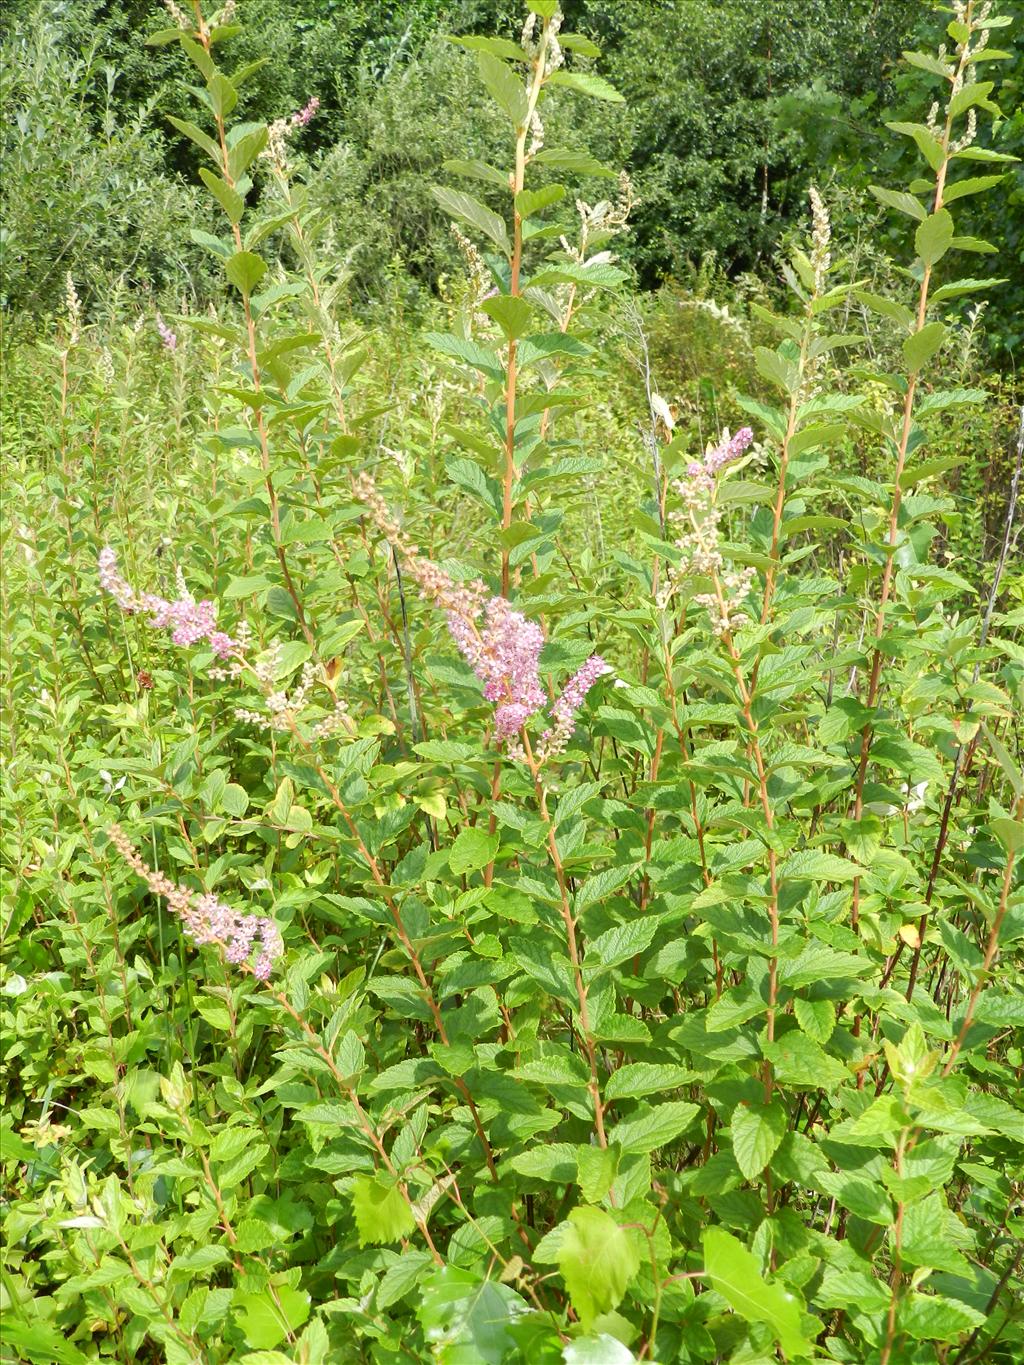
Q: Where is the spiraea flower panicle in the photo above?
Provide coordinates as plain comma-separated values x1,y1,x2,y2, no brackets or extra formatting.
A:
98,546,239,659
108,825,283,980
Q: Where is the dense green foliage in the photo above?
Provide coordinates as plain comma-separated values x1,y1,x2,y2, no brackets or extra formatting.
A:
2,3,1024,1364
6,0,1021,357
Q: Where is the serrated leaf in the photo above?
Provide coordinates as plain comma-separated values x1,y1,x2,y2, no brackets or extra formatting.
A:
417,1267,530,1363
533,147,616,177
932,276,1006,302
431,186,510,256
225,251,267,294
780,850,861,883
585,917,659,971
351,1175,416,1247
916,209,955,266
793,996,836,1043
199,168,245,223
555,1207,640,1330
904,322,948,373
546,71,624,103
450,827,499,875
235,1287,310,1350
480,293,534,339
887,120,944,171
604,1063,693,1101
166,114,220,164
424,331,503,380
476,51,529,125
702,1227,809,1358
515,184,565,220
608,1101,699,1154
443,157,509,188
731,1101,788,1179
869,185,927,220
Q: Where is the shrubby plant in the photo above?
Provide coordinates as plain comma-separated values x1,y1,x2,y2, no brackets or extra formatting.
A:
2,2,1023,1363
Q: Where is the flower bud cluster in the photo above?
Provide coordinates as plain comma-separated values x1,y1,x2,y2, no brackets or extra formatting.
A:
263,97,320,172
538,654,611,760
234,647,352,742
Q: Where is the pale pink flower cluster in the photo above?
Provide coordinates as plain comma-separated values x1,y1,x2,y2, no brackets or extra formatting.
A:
99,546,238,659
355,474,610,751
685,426,753,486
291,96,320,128
660,427,757,635
450,596,546,740
539,654,612,760
155,312,177,353
108,825,282,980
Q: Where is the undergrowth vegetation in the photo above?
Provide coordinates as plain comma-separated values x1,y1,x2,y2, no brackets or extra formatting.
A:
2,2,1023,1363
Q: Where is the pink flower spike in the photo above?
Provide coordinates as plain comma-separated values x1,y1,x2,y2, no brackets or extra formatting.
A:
109,825,282,980
155,312,177,352
449,596,546,744
704,426,753,477
540,654,612,760
98,546,241,662
291,96,320,128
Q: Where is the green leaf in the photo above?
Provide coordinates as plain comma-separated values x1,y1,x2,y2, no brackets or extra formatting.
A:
546,71,624,103
562,1337,637,1364
351,1175,416,1247
903,322,948,373
518,333,593,368
0,1322,91,1365
886,120,944,171
608,1101,699,1154
780,850,861,883
480,293,534,340
431,186,510,256
931,277,1006,302
417,1268,530,1362
762,1032,848,1089
449,36,527,62
225,251,267,294
731,1101,788,1179
445,455,502,516
901,1293,986,1342
555,1207,640,1330
902,50,954,79
949,235,997,253
585,917,659,971
508,1143,579,1182
604,1063,693,1101
754,346,798,395
533,147,616,178
702,1227,809,1358
855,290,914,329
949,80,997,118
443,157,509,188
915,209,955,266
476,52,529,125
424,331,503,381
235,1287,311,1350
559,34,602,58
450,828,500,876
515,184,566,219
166,114,220,165
793,997,836,1043
943,173,1006,203
869,185,927,220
